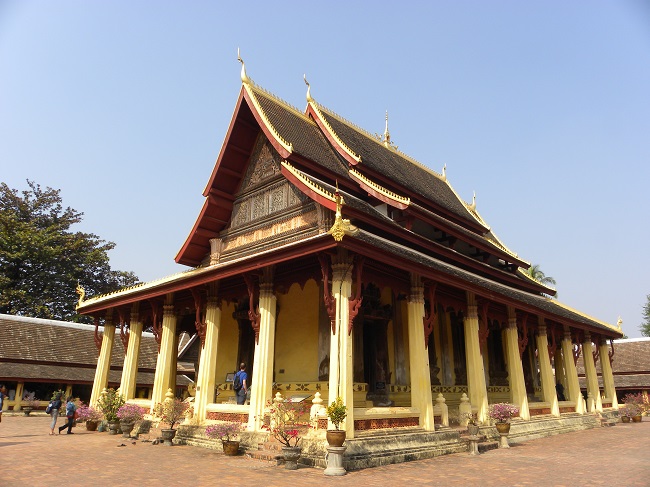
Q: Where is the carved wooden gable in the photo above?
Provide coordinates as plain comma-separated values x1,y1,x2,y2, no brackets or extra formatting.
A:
209,134,324,265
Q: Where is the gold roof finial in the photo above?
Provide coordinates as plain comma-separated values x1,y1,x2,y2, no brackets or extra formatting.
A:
237,48,250,85
441,164,447,181
328,181,358,241
304,74,314,103
469,191,477,211
616,316,623,330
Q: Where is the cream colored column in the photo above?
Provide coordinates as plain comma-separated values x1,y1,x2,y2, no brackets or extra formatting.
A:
582,333,602,412
504,307,530,420
151,294,177,408
407,274,435,431
90,310,115,407
13,382,25,410
327,251,355,437
598,339,618,409
464,292,489,423
194,292,222,422
248,268,277,431
561,328,585,414
119,303,143,401
536,321,559,416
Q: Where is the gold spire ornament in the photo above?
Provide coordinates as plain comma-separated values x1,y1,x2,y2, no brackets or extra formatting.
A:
75,282,86,309
328,182,358,242
469,191,477,211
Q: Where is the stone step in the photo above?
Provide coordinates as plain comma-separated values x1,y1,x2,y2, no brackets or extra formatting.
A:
478,441,499,453
247,448,285,465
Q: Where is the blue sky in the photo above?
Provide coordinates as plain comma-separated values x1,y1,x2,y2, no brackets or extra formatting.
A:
2,1,649,337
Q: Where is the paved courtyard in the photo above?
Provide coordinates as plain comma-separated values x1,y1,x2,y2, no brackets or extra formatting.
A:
1,414,648,486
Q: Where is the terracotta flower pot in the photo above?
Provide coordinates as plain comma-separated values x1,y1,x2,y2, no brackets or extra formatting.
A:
86,420,98,431
222,440,240,456
495,422,511,434
621,416,631,423
326,429,346,447
631,415,642,423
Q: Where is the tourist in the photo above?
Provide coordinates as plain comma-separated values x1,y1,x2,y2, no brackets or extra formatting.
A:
58,396,76,435
234,363,248,405
49,393,63,435
0,385,7,423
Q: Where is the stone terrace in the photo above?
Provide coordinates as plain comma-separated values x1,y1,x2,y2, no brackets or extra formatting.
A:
1,414,647,486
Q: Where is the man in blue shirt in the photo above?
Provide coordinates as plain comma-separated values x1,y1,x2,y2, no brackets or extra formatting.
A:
235,363,248,405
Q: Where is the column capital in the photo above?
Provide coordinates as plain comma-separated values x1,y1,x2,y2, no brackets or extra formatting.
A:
409,285,424,304
583,331,592,343
163,304,175,317
537,324,547,336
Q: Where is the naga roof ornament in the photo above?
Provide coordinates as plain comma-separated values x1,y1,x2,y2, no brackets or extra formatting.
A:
237,47,251,85
329,182,358,242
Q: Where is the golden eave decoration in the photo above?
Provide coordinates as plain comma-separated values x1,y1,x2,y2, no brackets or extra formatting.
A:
281,161,340,204
349,167,410,209
329,184,358,242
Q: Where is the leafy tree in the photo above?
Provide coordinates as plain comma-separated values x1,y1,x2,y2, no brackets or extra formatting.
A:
0,180,138,322
641,294,650,337
526,264,557,287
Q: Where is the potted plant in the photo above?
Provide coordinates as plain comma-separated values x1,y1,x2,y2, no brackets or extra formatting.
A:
76,403,104,431
261,397,310,469
23,393,41,416
325,396,347,446
152,397,191,446
622,393,645,423
205,422,243,456
97,388,126,435
117,403,146,438
488,402,520,435
461,412,480,436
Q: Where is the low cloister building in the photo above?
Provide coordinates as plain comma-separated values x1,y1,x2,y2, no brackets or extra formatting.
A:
77,61,622,466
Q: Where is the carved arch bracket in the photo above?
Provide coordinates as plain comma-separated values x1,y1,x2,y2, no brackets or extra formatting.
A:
348,256,365,335
318,253,336,334
423,283,438,348
517,312,529,358
191,288,207,348
116,308,130,351
148,299,163,352
93,316,103,352
572,342,582,365
547,324,557,361
244,273,261,343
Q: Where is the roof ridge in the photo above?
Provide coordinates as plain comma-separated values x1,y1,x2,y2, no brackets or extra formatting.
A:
315,102,448,181
548,299,615,332
249,83,316,125
0,313,95,330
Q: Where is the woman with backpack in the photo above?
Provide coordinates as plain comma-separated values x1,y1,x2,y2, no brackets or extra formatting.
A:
48,393,63,435
57,396,76,435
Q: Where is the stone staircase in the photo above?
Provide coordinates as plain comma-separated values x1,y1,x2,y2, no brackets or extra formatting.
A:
246,437,286,465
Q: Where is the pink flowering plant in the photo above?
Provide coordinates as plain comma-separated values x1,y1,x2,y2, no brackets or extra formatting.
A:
488,402,520,423
76,403,103,422
622,393,646,418
205,422,242,442
153,398,191,430
116,403,146,423
261,398,311,447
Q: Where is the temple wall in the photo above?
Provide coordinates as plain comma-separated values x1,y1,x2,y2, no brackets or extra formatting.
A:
275,279,319,382
215,301,239,383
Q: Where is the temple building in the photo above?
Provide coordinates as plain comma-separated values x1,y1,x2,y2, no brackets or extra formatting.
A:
76,59,622,466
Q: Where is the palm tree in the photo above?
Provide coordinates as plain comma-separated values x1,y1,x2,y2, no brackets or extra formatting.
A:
526,264,557,287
